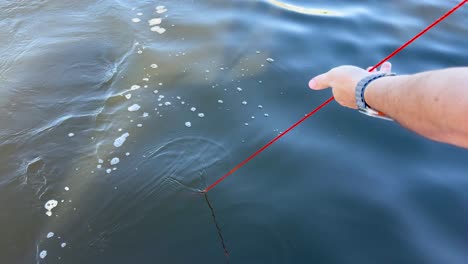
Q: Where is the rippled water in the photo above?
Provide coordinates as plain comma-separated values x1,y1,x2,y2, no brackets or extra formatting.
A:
1,0,468,263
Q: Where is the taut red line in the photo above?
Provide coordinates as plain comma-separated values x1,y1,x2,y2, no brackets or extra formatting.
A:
203,0,467,193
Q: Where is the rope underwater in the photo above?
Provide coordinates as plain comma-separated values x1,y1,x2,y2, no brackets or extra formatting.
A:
202,0,467,193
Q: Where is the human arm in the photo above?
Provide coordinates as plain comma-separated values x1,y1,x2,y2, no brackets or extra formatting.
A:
308,62,468,148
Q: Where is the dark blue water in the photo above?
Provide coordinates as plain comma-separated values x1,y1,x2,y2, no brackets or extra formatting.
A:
1,0,468,263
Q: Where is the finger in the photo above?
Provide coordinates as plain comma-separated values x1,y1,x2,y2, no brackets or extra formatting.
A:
380,61,392,73
309,73,330,90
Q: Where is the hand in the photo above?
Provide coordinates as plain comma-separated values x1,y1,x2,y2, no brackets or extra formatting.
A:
308,62,392,109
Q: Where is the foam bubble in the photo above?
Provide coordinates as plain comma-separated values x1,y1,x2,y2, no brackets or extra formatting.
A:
266,58,274,62
44,200,58,216
164,102,171,106
150,26,166,34
110,157,120,165
98,159,104,164
39,250,47,259
137,124,143,127
198,113,205,118
132,18,141,23
47,232,54,238
258,105,263,109
125,94,132,99
242,101,247,105
68,133,74,137
114,132,129,148
148,18,162,26
156,6,167,14
61,243,67,248
130,85,141,90
143,112,149,117
218,100,224,104
190,107,196,112
106,169,112,174
64,186,69,191
153,90,159,94
264,113,269,117
237,87,243,92
128,104,141,112
150,64,158,69
185,122,192,128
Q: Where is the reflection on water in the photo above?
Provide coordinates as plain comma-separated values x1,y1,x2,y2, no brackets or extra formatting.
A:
1,0,468,263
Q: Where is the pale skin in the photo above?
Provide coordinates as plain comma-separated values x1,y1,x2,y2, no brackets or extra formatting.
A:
308,62,468,148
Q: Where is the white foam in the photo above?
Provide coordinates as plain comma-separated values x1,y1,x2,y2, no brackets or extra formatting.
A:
143,112,149,117
106,169,112,174
251,116,255,119
125,94,132,99
159,95,165,99
97,164,102,169
159,82,163,86
258,105,263,109
150,26,166,34
156,6,167,14
142,78,149,81
150,64,158,69
132,18,141,23
44,200,58,216
137,12,143,16
164,102,171,106
185,122,192,128
237,87,243,92
47,232,54,238
137,124,143,127
68,133,74,137
198,113,205,118
153,90,159,94
242,101,247,105
218,100,224,104
130,85,141,91
113,132,129,148
148,18,162,26
264,113,269,117
244,123,249,126
61,243,67,248
98,159,103,164
126,152,130,156
64,186,69,191
110,157,120,165
190,107,196,112
128,104,141,112
176,96,181,100
39,250,47,259
266,58,274,62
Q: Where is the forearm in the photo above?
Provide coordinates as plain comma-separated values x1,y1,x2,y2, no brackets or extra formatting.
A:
365,68,468,147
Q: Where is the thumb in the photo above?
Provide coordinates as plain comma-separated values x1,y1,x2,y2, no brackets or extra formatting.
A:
308,72,330,90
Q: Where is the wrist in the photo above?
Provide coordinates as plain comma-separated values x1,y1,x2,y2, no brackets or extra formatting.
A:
355,73,395,120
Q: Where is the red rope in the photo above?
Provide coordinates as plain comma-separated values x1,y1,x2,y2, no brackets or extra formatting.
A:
203,0,467,193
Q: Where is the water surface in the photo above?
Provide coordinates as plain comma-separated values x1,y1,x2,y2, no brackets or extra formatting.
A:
1,0,468,263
